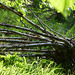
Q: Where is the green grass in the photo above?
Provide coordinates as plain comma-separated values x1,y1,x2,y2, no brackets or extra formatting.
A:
0,54,64,75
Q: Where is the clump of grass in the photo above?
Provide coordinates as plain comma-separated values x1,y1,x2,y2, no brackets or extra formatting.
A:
0,53,63,75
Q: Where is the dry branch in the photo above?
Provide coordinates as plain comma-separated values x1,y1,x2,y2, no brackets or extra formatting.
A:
0,28,50,41
0,37,28,40
0,48,55,53
0,42,64,49
0,39,46,44
20,19,29,28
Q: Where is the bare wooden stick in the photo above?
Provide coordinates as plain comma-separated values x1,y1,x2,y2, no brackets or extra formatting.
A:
0,39,46,43
0,31,7,33
20,19,29,28
0,42,64,48
0,28,50,41
0,48,55,53
0,37,28,40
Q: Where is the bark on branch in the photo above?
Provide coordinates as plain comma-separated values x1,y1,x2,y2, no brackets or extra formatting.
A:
0,42,65,49
0,48,55,53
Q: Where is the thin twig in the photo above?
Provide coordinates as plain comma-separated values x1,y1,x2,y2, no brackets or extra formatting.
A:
0,42,65,48
0,39,46,43
0,48,55,53
0,28,50,41
0,37,28,40
20,19,29,28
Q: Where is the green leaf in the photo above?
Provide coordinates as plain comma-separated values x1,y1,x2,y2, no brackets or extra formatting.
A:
47,0,75,17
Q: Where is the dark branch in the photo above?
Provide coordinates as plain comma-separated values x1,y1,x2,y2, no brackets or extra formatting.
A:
0,48,55,53
0,28,50,41
20,19,29,28
0,39,46,44
0,42,65,49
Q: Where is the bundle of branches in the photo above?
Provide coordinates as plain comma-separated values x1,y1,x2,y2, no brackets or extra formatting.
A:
0,2,75,70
